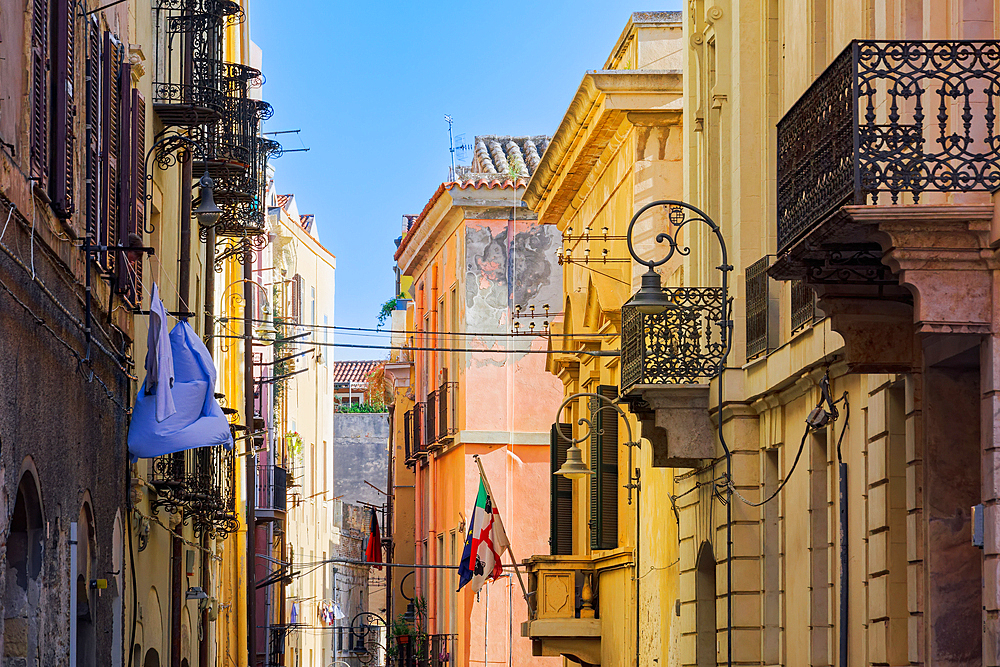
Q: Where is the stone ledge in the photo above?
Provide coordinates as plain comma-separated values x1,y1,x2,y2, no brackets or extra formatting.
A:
622,383,714,467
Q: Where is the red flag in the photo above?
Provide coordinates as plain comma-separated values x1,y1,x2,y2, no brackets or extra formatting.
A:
365,510,383,570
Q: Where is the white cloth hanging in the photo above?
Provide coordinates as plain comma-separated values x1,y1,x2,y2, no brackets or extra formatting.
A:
146,283,176,422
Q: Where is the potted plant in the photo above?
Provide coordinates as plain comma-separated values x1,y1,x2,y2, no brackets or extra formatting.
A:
389,614,412,646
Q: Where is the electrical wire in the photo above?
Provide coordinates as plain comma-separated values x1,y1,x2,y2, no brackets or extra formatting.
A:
729,378,847,508
0,272,129,411
226,316,620,339
213,334,619,357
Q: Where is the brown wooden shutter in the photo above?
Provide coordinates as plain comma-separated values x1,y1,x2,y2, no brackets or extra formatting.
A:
550,422,574,556
589,385,619,550
29,0,48,184
116,88,144,308
84,19,99,250
50,0,75,217
98,32,122,274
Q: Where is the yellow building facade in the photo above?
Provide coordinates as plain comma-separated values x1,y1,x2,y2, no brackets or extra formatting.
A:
520,13,684,667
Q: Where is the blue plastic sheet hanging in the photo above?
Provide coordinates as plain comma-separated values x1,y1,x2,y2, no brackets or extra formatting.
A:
128,319,232,460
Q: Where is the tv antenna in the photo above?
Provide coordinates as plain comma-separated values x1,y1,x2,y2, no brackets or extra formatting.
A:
445,115,472,180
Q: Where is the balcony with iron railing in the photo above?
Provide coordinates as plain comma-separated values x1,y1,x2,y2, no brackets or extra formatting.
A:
772,40,1000,281
255,463,287,522
424,389,438,451
151,0,243,127
405,403,427,466
149,442,239,536
619,288,724,467
197,64,280,241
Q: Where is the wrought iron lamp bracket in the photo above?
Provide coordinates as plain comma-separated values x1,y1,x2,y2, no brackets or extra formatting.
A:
143,133,208,234
555,392,642,504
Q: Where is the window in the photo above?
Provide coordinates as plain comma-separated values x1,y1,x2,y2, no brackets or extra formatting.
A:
550,423,573,555
291,274,304,323
589,385,619,550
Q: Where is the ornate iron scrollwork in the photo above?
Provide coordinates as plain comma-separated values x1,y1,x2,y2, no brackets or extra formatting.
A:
147,442,238,537
152,0,241,127
778,40,1000,252
621,288,726,392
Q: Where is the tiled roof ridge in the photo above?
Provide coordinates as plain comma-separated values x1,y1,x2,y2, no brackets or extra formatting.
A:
469,135,550,178
333,359,384,384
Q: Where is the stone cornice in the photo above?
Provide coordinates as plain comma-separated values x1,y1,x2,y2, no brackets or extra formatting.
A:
524,70,683,220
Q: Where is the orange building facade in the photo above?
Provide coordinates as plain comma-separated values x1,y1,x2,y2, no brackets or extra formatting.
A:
392,137,563,666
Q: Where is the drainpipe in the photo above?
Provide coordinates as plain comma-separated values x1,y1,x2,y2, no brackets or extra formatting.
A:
70,522,78,667
178,156,193,313
245,245,257,666
200,223,214,667
839,459,848,667
171,526,182,667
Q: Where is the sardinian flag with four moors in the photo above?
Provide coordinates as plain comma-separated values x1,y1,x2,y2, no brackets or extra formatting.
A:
457,477,509,594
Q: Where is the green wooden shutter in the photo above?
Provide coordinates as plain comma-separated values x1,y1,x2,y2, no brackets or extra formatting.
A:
550,422,573,555
590,385,619,550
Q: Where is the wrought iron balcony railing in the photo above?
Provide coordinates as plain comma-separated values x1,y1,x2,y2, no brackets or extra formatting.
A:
424,390,437,449
745,256,772,360
197,64,279,239
437,381,457,442
149,443,239,536
790,280,818,333
151,0,243,126
390,633,456,667
256,463,287,516
777,40,1000,253
620,287,726,395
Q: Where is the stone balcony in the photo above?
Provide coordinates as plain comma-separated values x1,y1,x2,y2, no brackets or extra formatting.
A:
521,555,601,666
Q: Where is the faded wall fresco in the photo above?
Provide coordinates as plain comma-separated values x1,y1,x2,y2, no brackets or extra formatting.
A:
464,220,562,339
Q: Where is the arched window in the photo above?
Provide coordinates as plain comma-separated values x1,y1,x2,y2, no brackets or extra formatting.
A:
4,471,44,667
76,503,98,667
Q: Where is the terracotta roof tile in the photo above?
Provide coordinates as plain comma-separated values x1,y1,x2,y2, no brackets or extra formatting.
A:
299,214,314,233
333,360,384,386
394,134,549,261
276,194,292,210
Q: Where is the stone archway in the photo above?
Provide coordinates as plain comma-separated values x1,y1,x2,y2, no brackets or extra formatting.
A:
695,541,716,667
4,470,44,667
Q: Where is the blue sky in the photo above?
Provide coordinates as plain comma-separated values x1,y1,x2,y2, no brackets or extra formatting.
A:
249,1,681,360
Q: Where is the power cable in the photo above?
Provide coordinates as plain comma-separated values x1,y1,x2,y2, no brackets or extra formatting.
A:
729,374,847,507
224,316,621,339
213,334,620,357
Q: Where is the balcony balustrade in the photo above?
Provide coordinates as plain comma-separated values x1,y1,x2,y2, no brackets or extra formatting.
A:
149,442,239,536
255,463,287,522
745,256,773,359
522,556,600,665
777,40,1000,254
424,390,438,450
620,287,725,394
151,0,243,127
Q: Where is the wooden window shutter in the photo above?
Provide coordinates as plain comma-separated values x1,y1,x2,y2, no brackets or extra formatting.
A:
29,0,49,183
589,385,619,550
116,87,145,308
84,19,99,250
98,31,123,274
550,422,574,556
50,0,75,217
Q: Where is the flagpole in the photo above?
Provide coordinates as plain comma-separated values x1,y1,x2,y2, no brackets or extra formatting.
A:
473,454,534,616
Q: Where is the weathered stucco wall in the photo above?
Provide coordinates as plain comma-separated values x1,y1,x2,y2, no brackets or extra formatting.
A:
333,412,390,507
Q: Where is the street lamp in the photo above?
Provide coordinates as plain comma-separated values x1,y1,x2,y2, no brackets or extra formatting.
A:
194,170,224,227
623,199,735,667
